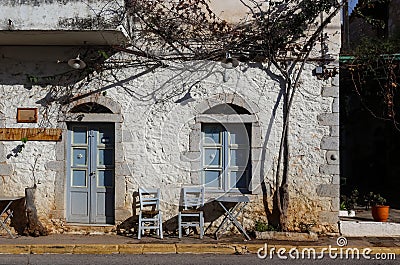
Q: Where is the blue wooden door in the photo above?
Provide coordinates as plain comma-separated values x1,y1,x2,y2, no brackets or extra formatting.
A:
67,123,115,224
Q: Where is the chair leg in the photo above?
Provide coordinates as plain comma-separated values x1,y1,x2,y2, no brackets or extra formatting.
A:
159,212,163,239
138,212,142,240
200,211,204,239
178,212,182,239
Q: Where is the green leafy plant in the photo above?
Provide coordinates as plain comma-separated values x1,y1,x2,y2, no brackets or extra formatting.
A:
364,192,387,208
340,189,359,211
254,220,279,232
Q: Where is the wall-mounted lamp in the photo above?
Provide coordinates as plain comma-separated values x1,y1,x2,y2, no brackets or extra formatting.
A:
314,66,338,80
68,55,86,69
221,52,239,69
175,90,195,105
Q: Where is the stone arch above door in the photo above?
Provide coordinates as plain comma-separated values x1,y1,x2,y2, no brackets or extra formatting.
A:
65,95,122,114
62,95,123,123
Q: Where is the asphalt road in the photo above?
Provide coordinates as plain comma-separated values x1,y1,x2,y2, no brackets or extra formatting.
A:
0,254,397,265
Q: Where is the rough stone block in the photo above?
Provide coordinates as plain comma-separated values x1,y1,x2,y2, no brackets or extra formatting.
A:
190,161,202,172
115,163,131,176
0,163,12,175
55,142,65,161
45,161,63,171
225,93,236,104
0,111,4,122
206,98,223,109
115,209,132,223
49,210,64,219
0,143,5,162
322,86,339,98
332,175,340,185
255,231,318,241
189,129,201,151
319,211,339,224
319,164,340,175
330,126,339,137
122,130,133,142
232,95,246,109
316,184,339,198
194,100,210,114
320,136,339,150
114,143,124,162
252,147,263,161
330,197,340,211
190,171,200,185
331,76,339,87
251,125,263,148
326,151,339,165
115,126,123,143
317,113,339,126
332,98,339,113
180,151,201,163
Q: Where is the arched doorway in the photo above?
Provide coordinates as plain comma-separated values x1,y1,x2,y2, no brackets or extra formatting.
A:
66,102,115,224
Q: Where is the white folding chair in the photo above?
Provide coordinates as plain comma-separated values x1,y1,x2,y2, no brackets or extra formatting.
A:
178,186,205,239
137,187,163,239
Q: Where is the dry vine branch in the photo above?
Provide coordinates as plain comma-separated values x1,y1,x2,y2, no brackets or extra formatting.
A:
116,0,343,231
29,0,343,231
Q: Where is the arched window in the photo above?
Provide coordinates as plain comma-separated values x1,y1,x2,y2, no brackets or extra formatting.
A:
200,103,252,193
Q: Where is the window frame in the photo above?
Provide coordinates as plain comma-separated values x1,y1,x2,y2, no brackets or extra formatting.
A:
201,123,251,193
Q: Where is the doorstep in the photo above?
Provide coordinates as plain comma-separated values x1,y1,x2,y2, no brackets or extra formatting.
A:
339,220,400,237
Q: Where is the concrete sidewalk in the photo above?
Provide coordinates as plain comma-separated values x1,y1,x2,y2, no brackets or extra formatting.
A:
1,234,400,255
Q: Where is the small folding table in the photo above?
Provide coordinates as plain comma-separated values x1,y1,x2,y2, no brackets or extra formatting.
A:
214,195,251,240
0,196,24,238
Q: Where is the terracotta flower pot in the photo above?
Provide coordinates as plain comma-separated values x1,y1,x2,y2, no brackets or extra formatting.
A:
371,205,390,222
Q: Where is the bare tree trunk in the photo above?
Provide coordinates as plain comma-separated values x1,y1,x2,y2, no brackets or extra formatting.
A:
24,185,48,236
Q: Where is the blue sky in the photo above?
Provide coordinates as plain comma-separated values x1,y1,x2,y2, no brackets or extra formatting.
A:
349,0,358,14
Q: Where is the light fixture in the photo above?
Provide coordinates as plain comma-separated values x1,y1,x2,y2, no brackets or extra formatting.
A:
175,90,195,105
221,52,239,69
315,66,324,75
68,54,86,69
314,65,338,80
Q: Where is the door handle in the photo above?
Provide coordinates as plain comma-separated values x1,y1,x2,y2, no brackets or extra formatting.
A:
90,172,96,177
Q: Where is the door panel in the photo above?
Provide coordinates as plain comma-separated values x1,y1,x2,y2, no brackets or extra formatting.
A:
67,123,115,224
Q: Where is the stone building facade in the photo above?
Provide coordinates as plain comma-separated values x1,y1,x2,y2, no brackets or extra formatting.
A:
0,0,341,235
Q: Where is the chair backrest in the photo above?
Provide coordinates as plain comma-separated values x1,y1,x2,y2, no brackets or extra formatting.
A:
139,187,160,211
182,186,205,210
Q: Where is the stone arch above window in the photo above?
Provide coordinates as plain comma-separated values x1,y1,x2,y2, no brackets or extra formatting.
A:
203,103,251,115
70,102,113,113
194,93,260,116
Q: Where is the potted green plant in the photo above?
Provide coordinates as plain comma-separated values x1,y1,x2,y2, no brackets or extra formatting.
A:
365,192,389,222
339,189,358,217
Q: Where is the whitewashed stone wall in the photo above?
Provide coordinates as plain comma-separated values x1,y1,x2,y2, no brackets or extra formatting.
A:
0,0,124,30
0,0,341,235
0,57,339,234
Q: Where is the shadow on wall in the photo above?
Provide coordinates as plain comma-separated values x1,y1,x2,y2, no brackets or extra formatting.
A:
0,45,114,88
5,197,28,235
